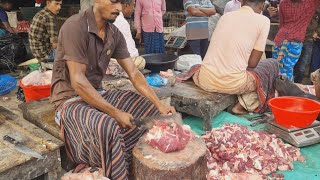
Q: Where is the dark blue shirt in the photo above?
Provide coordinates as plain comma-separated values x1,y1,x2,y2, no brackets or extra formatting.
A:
0,7,8,23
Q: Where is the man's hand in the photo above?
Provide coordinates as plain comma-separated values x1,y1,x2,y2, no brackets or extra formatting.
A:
157,103,176,115
114,110,134,129
187,7,208,17
52,42,58,49
313,32,319,40
267,7,278,18
135,33,142,44
198,8,216,17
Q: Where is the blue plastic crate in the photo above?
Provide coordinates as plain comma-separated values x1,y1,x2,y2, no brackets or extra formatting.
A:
0,75,17,95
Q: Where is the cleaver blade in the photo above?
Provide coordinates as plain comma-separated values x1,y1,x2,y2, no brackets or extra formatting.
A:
132,113,183,129
3,135,45,160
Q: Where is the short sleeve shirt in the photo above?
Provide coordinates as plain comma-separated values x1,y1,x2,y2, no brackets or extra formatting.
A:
196,6,270,93
0,7,8,29
183,0,214,40
50,7,130,108
274,0,320,46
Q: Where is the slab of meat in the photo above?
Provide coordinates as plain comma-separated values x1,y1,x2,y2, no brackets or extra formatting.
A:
203,124,305,180
61,167,110,180
145,121,193,153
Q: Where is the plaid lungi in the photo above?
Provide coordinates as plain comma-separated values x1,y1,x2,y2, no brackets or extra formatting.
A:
248,58,279,113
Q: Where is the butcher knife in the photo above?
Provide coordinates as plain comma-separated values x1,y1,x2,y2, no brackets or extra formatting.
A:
3,135,45,159
132,113,183,129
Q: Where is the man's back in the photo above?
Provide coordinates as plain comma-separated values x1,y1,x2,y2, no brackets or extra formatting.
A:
201,6,270,90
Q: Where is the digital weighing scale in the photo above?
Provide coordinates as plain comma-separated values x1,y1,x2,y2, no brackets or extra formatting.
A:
265,120,320,147
165,36,187,49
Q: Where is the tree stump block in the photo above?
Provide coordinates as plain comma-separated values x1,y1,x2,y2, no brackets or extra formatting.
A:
132,135,207,180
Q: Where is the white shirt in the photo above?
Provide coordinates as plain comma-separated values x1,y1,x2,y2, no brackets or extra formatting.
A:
113,12,139,58
224,0,241,14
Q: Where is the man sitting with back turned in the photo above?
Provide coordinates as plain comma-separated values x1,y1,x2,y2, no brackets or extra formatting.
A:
193,0,279,115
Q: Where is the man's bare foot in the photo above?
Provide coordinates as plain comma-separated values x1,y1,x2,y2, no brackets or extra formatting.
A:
231,102,248,115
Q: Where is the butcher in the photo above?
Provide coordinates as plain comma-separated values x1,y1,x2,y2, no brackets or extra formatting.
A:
50,0,175,179
193,0,279,114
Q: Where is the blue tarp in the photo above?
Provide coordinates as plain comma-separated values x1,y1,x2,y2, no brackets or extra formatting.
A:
183,112,320,180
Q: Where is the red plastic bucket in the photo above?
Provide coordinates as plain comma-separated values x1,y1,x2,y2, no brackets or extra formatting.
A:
268,96,320,128
19,80,51,102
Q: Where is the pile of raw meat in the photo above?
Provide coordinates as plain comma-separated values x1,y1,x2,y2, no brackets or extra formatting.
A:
203,124,305,180
145,121,193,153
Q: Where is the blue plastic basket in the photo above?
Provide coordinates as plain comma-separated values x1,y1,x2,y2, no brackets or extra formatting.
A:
0,75,17,95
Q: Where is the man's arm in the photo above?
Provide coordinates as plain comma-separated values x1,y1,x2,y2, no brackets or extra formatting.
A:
134,0,142,42
316,27,320,38
134,0,142,34
45,16,58,49
198,8,216,16
184,0,207,17
2,21,15,33
278,4,284,28
248,50,263,68
118,58,176,114
161,0,166,15
66,60,134,128
248,18,270,68
186,7,208,17
199,0,216,16
0,10,15,33
315,15,320,38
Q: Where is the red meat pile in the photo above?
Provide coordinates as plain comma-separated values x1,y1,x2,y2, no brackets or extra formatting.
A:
145,121,193,153
203,124,305,180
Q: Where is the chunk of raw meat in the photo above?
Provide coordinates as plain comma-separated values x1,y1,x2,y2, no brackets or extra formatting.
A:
145,121,193,153
203,124,305,179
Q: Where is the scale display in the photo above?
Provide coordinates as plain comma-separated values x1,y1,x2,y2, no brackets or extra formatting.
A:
165,36,187,49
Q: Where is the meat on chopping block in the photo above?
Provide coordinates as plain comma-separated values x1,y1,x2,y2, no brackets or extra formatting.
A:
145,121,193,153
132,135,207,180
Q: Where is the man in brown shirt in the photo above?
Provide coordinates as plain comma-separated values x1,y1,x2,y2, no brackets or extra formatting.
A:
51,0,175,179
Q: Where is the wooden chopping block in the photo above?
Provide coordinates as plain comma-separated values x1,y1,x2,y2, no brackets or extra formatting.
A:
132,135,207,180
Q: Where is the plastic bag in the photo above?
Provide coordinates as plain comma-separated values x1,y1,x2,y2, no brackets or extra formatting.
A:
175,54,202,71
22,70,52,86
146,74,168,87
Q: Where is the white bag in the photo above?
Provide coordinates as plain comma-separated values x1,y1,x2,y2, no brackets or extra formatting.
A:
175,54,202,71
22,70,52,86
